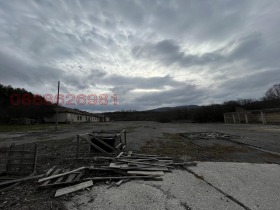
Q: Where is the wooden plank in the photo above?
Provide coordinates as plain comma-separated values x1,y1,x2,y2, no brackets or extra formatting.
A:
41,168,62,186
116,179,130,186
38,167,85,183
116,152,124,158
74,170,85,181
127,171,164,176
118,158,158,162
109,163,129,168
54,169,70,184
44,166,57,177
115,143,122,149
0,174,44,187
79,135,112,157
66,173,77,182
130,153,158,157
128,167,170,172
83,175,160,181
55,181,93,197
118,160,174,169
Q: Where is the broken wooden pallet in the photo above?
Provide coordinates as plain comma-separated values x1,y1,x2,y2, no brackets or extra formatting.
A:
38,167,85,189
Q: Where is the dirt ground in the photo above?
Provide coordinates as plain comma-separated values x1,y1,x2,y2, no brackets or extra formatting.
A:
0,121,279,209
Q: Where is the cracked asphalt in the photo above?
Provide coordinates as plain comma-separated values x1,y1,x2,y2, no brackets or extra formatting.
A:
65,162,280,210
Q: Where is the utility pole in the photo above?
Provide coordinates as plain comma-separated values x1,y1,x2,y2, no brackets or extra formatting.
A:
55,81,60,131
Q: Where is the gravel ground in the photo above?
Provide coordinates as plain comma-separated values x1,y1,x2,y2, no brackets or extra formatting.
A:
0,121,280,209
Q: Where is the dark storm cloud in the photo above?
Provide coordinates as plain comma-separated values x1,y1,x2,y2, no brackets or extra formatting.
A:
0,0,280,111
131,32,279,70
132,39,224,67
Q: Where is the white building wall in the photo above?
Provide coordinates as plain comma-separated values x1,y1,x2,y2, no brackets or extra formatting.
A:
44,112,96,123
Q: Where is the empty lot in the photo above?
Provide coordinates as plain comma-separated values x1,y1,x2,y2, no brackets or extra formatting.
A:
0,122,280,210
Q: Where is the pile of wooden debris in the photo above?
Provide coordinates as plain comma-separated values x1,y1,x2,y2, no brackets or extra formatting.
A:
37,151,196,197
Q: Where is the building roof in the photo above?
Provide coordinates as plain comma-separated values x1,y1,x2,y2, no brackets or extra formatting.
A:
56,106,100,117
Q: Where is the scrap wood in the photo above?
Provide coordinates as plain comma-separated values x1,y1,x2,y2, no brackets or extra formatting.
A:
124,166,170,172
118,159,174,169
54,169,70,184
127,171,164,176
116,152,124,158
129,152,158,157
39,169,86,189
107,178,130,189
123,154,173,160
38,167,85,183
41,168,62,187
116,179,130,186
83,175,162,182
38,180,81,189
55,180,93,197
117,157,159,161
44,165,57,177
107,162,171,171
109,163,129,168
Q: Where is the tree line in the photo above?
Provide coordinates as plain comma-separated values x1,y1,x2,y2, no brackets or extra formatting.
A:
105,84,280,123
0,84,56,124
1,83,279,124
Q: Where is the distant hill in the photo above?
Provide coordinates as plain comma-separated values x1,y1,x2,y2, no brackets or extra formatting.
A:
145,105,199,112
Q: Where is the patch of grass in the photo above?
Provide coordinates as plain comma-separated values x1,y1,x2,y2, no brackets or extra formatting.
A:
125,126,140,133
140,132,249,160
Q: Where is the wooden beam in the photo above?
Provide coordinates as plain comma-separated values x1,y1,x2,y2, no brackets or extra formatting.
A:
118,159,174,169
116,152,124,158
44,166,57,177
38,167,85,183
127,171,164,176
55,181,93,197
83,175,160,181
41,168,61,186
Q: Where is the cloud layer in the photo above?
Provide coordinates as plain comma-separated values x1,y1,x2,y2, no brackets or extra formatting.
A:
0,0,280,112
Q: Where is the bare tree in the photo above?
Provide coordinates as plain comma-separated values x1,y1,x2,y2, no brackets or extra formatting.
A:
264,84,280,100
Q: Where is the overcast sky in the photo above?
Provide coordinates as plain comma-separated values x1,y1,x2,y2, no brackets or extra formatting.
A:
0,0,280,112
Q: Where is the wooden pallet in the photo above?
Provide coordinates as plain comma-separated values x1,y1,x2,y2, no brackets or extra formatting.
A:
38,167,85,189
76,130,127,158
6,143,37,176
